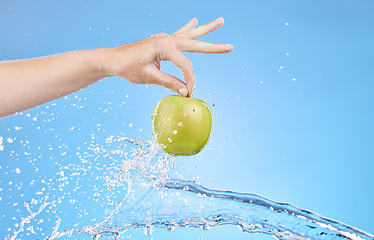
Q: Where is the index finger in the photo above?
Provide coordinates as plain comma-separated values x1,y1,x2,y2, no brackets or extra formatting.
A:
168,50,195,97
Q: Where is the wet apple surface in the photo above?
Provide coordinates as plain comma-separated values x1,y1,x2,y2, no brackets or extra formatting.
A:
152,95,213,156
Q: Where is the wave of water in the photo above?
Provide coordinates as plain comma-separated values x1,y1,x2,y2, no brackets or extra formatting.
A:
41,136,373,240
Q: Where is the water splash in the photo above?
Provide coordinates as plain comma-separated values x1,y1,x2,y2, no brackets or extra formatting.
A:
44,137,373,240
0,136,4,151
6,196,52,240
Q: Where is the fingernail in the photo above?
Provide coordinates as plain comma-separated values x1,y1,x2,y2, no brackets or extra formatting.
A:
178,88,188,97
225,44,234,51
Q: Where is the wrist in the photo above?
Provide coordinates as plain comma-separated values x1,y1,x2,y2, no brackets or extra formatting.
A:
87,48,115,78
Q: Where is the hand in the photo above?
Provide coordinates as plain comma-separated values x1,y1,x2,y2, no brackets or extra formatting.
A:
0,17,232,117
103,17,233,97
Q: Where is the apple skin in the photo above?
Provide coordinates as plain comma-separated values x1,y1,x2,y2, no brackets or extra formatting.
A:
152,95,213,156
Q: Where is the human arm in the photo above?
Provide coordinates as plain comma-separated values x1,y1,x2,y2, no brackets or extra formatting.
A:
0,17,233,118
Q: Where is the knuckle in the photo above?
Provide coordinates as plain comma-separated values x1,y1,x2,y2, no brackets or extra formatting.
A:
164,79,174,89
182,59,192,70
155,32,170,38
153,33,175,49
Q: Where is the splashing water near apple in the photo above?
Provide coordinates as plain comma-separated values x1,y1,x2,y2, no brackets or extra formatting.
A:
4,95,374,240
25,135,371,240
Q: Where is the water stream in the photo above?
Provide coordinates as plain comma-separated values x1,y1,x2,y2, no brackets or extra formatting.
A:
37,136,374,240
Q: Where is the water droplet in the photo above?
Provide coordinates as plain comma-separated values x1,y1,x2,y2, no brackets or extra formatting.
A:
144,225,153,236
172,130,177,135
167,226,175,231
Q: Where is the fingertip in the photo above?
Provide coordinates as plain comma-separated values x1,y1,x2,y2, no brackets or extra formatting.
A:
216,17,225,25
187,79,196,98
190,17,198,26
216,44,234,53
211,17,224,30
226,44,234,52
186,86,195,98
178,87,188,97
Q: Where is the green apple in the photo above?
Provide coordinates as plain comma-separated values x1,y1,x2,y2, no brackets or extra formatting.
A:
152,95,213,156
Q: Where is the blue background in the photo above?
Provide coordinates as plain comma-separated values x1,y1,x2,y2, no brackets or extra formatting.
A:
0,0,373,239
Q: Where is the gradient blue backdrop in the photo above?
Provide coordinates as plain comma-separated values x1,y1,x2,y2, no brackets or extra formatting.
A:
1,0,373,239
